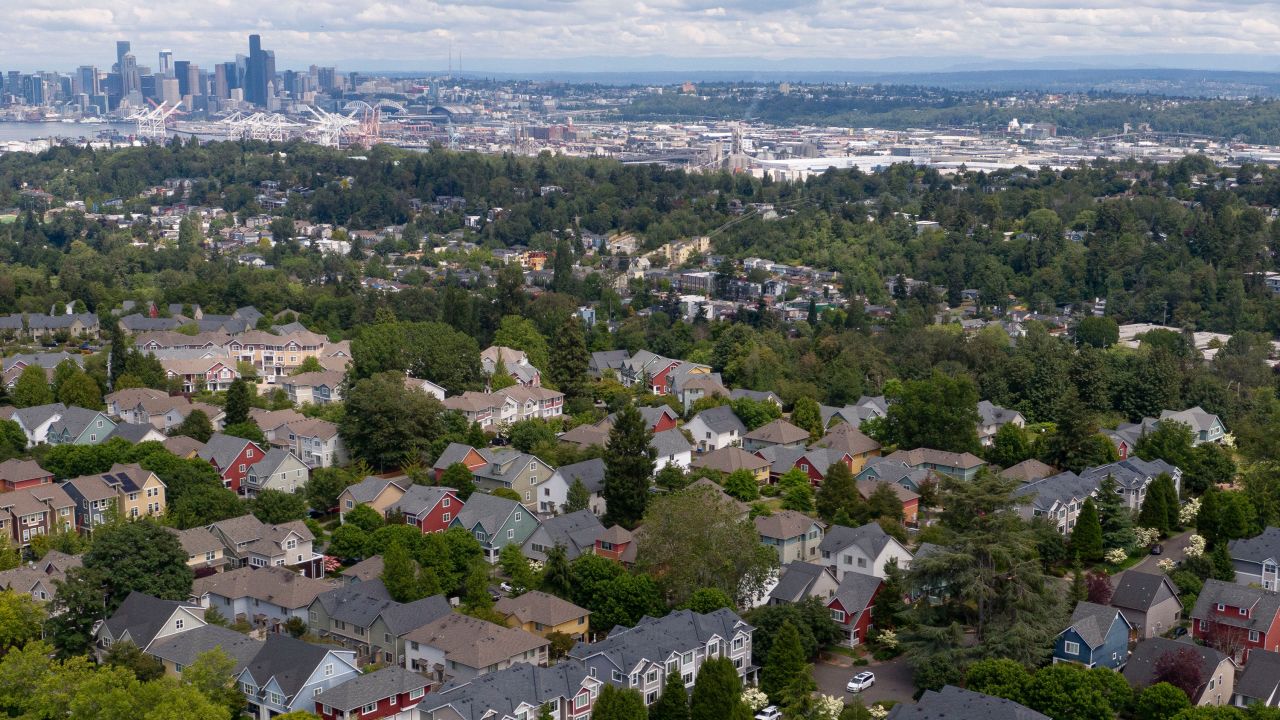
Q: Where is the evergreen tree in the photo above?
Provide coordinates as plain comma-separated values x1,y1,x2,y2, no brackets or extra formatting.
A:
224,378,251,426
541,544,573,598
1095,475,1135,550
107,322,128,387
760,621,806,700
1138,477,1171,535
649,669,691,720
564,478,591,513
172,409,214,442
603,404,655,528
690,657,746,720
1155,473,1181,531
1198,488,1223,546
1071,498,1104,562
549,316,589,402
440,462,477,500
816,461,864,523
1070,563,1087,603
592,685,648,720
790,398,824,441
381,542,421,602
1211,543,1237,582
874,560,907,630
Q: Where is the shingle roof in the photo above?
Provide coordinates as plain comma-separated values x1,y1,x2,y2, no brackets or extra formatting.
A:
102,591,202,649
1236,649,1280,702
147,624,262,673
754,510,821,541
531,510,606,560
690,405,746,434
1065,601,1127,648
555,458,606,495
729,389,780,405
650,428,692,458
569,608,752,675
313,579,395,627
432,443,484,472
494,590,589,628
830,571,881,616
106,422,161,443
744,419,810,445
242,633,338,698
453,493,522,536
426,660,593,720
340,556,384,583
313,666,429,712
404,613,548,670
1110,571,1180,612
813,423,881,456
198,433,256,469
170,526,224,558
1123,637,1227,696
769,561,834,604
345,476,407,504
819,522,896,559
689,446,768,474
887,686,1049,720
1000,459,1057,483
391,485,455,516
1191,579,1280,632
193,566,338,609
885,447,986,470
1230,527,1280,564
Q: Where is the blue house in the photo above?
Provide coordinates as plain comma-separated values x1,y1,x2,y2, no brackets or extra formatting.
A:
1054,601,1133,670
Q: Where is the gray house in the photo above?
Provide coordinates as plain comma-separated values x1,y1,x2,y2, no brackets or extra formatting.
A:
450,492,541,563
1230,527,1280,589
1234,649,1280,708
887,686,1049,719
1110,570,1183,639
45,407,116,446
306,578,452,665
235,634,359,720
521,509,607,563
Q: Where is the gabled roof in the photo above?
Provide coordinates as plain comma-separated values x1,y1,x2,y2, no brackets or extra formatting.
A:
1123,637,1228,696
170,526,224,558
340,556,384,583
1011,471,1097,514
1159,406,1223,435
101,591,202,649
494,590,590,628
532,510,606,560
1110,571,1181,612
569,608,751,674
433,443,488,472
744,418,810,446
888,686,1049,720
1000,459,1057,483
242,633,341,698
344,476,408,504
47,406,109,438
1191,579,1280,632
197,433,257,469
453,492,524,536
769,561,836,604
690,446,769,474
1230,526,1280,565
813,423,880,456
729,389,781,405
977,400,1024,427
193,565,338,609
147,624,262,674
379,595,453,637
391,485,456,517
650,428,692,458
754,510,822,541
555,458,606,495
885,447,985,471
688,405,746,434
1064,601,1128,648
162,435,205,458
829,571,881,615
426,660,594,720
1079,458,1179,492
249,448,306,478
313,666,430,712
819,522,898,559
404,613,548,670
10,403,65,432
1236,649,1280,702
0,459,50,485
106,422,162,444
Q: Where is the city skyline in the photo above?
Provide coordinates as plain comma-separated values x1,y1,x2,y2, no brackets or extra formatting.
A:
6,1,1280,74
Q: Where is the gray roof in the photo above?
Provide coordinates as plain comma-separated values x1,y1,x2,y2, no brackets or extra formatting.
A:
556,458,606,495
102,591,202,649
650,428,692,458
1123,637,1227,696
1079,458,1179,492
198,433,256,468
433,442,484,472
769,561,834,604
1191,579,1280,632
453,492,523,536
589,350,630,376
1236,649,1280,702
690,404,746,434
887,686,1049,720
313,579,395,628
3,351,83,372
48,406,106,438
404,613,548,670
426,660,593,720
819,522,896,559
729,389,781,405
146,624,262,673
313,666,429,712
1012,471,1098,514
1065,601,1127,648
379,595,453,637
391,485,456,517
757,445,842,477
105,422,160,443
346,476,407,504
1110,571,1180,612
977,400,1023,427
532,509,606,560
1230,527,1280,564
249,447,303,478
242,633,337,698
831,571,881,616
1000,459,1057,483
569,608,752,674
11,403,66,432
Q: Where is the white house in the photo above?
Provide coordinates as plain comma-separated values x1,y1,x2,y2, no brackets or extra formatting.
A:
818,522,914,581
684,405,746,453
651,428,693,472
244,448,311,497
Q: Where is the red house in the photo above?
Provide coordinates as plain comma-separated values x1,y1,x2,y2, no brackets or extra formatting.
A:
639,406,680,433
827,572,883,647
593,525,637,565
431,443,490,483
197,433,264,494
0,459,53,491
314,665,429,720
1191,579,1280,663
757,447,853,486
393,485,461,534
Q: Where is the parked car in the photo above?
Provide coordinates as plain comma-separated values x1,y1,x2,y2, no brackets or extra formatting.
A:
847,671,876,693
755,707,782,720
1150,544,1164,555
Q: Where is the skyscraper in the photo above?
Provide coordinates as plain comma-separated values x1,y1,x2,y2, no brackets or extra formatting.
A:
115,41,130,72
75,66,99,96
159,50,173,77
245,34,275,106
173,60,191,96
120,53,141,97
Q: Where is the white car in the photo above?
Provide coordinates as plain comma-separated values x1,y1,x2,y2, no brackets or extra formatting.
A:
754,706,782,720
499,581,514,593
846,671,876,693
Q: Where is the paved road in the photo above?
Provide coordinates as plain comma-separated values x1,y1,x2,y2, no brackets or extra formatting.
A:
814,652,914,708
1123,528,1194,576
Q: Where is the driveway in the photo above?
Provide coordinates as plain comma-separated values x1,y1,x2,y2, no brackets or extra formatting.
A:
1124,529,1194,576
815,651,914,707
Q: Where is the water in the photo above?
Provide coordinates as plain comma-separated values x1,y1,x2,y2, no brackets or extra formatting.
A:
0,121,138,143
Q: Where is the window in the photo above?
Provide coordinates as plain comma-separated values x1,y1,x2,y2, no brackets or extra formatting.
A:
1241,607,1249,616
589,667,597,678
325,663,334,677
238,464,246,473
682,651,693,666
442,513,450,523
508,529,515,539
733,637,744,650
515,511,522,522
575,694,589,710
683,672,693,686
345,499,353,509
313,688,322,697
175,618,184,630
409,688,424,700
286,539,297,550
1250,630,1261,642
1217,603,1226,611
647,691,658,704
443,497,451,508
1064,641,1080,655
857,558,867,568
525,491,531,502
831,610,845,623
612,670,624,682
646,670,658,683
362,702,378,714
734,657,743,669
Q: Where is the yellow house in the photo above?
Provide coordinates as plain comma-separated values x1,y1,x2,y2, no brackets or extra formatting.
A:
168,526,227,576
813,424,882,475
337,476,408,520
493,590,591,642
107,464,167,520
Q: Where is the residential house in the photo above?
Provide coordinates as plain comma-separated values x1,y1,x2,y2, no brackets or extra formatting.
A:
251,408,307,443
339,476,409,520
481,346,541,387
193,565,338,631
811,424,881,474
828,572,883,646
160,356,238,393
148,623,262,678
755,510,824,564
1233,649,1280,708
567,608,756,699
44,406,115,445
651,428,693,472
764,561,839,607
880,448,986,481
392,485,462,534
104,387,169,420
306,579,452,665
593,525,638,565
405,377,447,401
0,550,81,602
403,613,549,682
618,350,682,395
1191,579,1280,663
743,419,810,452
442,393,501,429
856,479,920,525
432,443,491,482
1110,570,1184,639
282,370,346,406
1230,527,1280,589
887,686,1050,720
94,591,207,660
106,422,168,444
0,484,75,546
819,396,888,429
1001,459,1058,483
236,634,360,720
819,522,914,581
521,509,607,562
62,463,165,529
164,435,205,459
674,374,729,412
757,446,851,486
198,433,265,494
1053,601,1133,669
729,389,782,409
0,459,52,490
6,403,65,448
494,590,591,642
340,557,384,586
589,350,630,379
1124,637,1235,706
1079,458,1182,511
209,514,323,577
689,446,770,482
540,458,605,517
313,665,431,720
977,400,1026,447
451,493,540,563
422,660,602,720
1161,406,1228,445
471,449,555,512
1012,471,1100,535
496,386,564,422
684,405,745,452
170,525,228,577
282,418,348,468
245,448,310,497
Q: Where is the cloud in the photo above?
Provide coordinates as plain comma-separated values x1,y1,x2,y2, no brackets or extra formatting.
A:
8,0,1280,71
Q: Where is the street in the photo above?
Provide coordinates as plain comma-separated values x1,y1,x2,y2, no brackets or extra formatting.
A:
814,651,915,708
1121,528,1194,577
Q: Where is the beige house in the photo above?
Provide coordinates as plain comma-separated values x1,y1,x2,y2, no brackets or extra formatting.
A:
168,526,227,576
338,476,409,520
494,591,591,642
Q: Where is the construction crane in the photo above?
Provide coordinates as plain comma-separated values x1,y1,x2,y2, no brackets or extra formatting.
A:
304,106,358,148
127,101,180,141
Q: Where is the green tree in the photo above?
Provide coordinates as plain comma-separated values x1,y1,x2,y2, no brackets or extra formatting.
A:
882,371,981,454
680,587,734,614
987,423,1034,469
499,543,537,593
723,469,761,501
439,462,478,500
1021,663,1128,720
649,669,691,720
1136,421,1195,470
12,364,52,408
760,621,807,700
564,478,591,513
603,404,655,528
540,544,573,598
172,409,213,442
1041,389,1116,473
104,639,165,681
549,316,590,402
508,420,557,454
0,589,44,652
1133,682,1192,720
1095,475,1135,550
343,503,385,532
493,315,551,373
83,518,193,610
327,524,370,559
183,648,245,720
249,489,307,524
690,657,748,720
223,378,252,426
1139,475,1173,535
964,658,1030,704
816,461,864,523
57,371,102,409
592,684,648,720
1072,498,1104,562
1075,316,1119,349
381,541,422,602
304,467,355,512
341,372,447,470
791,397,824,440
222,421,266,445
731,397,781,431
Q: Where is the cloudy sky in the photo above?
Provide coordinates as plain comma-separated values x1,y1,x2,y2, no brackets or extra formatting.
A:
7,0,1280,73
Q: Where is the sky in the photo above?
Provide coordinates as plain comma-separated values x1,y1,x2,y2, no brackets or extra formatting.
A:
7,0,1280,73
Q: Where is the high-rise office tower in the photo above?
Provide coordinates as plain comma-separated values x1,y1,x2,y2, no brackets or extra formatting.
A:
173,60,191,96
115,41,130,72
120,53,141,96
317,66,337,92
75,66,99,96
245,34,276,106
159,50,173,77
